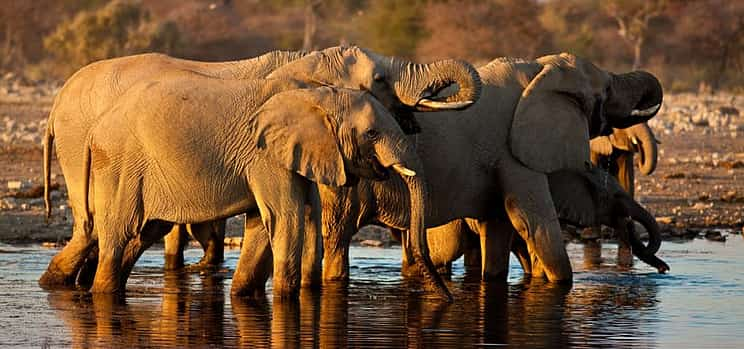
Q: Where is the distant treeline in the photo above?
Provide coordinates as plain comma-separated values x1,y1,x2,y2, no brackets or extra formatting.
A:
1,0,741,92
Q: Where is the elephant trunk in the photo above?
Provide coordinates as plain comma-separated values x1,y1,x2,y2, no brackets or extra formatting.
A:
403,173,453,301
618,197,669,273
607,71,663,128
373,136,451,301
631,123,658,175
392,59,482,111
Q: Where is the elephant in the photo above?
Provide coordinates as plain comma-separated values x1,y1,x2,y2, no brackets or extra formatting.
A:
39,45,481,289
235,53,664,287
589,123,659,197
393,165,670,280
74,75,449,298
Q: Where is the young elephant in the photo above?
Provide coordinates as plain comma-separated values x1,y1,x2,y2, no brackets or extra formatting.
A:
397,166,670,279
78,76,446,297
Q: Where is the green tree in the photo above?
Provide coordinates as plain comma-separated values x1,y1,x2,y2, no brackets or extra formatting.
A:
354,0,425,58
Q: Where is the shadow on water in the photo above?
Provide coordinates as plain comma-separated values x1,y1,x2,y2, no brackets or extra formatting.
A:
2,237,743,348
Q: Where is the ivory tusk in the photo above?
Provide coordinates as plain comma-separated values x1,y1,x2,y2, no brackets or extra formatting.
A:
391,164,416,177
630,103,661,116
417,98,473,110
631,136,639,145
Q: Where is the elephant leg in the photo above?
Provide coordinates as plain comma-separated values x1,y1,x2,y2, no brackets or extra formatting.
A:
467,218,513,281
90,224,127,293
463,235,482,277
301,185,322,288
500,165,572,282
163,224,188,270
616,236,633,269
188,219,226,269
582,238,603,269
319,185,359,283
119,220,173,285
231,213,273,297
39,216,96,289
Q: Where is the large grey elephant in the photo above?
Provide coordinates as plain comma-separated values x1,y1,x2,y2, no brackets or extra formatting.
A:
313,53,664,283
589,123,659,197
400,166,670,279
76,76,448,297
40,46,481,289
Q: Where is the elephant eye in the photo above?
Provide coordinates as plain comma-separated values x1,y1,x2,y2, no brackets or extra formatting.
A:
364,129,380,141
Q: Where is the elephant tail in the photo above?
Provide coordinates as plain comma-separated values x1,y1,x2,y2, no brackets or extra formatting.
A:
43,119,55,223
82,138,93,237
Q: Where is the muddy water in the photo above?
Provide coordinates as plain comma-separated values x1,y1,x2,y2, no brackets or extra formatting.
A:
1,236,743,348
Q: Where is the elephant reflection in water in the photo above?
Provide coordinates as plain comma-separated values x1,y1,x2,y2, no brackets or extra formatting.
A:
47,272,227,348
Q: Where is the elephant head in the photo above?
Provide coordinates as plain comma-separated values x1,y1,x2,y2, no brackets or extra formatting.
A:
254,87,451,300
267,46,482,134
511,53,664,174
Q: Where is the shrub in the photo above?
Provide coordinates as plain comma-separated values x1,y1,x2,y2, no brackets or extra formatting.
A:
42,0,181,78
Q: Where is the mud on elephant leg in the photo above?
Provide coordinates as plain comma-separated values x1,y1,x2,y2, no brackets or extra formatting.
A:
231,214,273,298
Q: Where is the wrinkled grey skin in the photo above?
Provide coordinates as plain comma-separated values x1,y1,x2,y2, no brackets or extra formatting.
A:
237,53,664,287
589,123,659,197
74,79,436,296
40,46,481,290
412,166,669,280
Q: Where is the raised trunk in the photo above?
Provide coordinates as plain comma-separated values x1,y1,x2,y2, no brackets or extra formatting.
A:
607,71,663,128
393,59,482,111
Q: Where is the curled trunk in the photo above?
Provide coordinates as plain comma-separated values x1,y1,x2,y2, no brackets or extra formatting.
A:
607,71,664,128
617,198,669,273
631,123,658,175
393,59,482,111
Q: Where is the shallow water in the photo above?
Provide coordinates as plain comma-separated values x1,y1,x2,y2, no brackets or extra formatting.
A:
1,236,743,348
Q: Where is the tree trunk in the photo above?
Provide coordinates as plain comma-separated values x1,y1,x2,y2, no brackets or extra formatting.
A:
632,37,643,70
302,0,320,51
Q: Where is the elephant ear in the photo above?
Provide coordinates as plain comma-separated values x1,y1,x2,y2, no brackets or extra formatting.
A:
547,170,597,227
254,90,346,186
510,62,593,173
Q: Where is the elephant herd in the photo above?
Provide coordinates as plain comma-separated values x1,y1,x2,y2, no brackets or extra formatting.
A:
39,46,668,302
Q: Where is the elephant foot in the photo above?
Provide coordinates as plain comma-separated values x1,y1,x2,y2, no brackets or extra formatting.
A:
271,277,301,299
89,278,123,294
163,253,185,271
401,262,423,278
184,260,220,273
481,269,508,282
39,263,78,290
